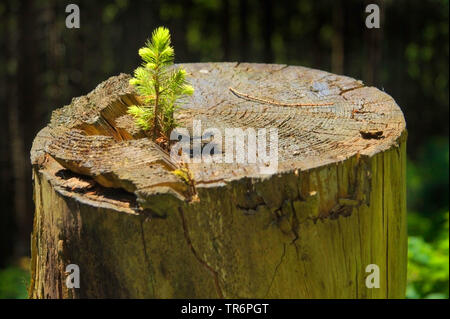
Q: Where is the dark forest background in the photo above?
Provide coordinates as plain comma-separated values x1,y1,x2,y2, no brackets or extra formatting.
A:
0,0,448,298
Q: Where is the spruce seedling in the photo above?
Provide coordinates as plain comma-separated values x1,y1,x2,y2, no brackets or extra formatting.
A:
128,27,194,142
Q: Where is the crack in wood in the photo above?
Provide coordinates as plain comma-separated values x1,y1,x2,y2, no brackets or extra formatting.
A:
229,87,334,107
139,219,156,297
178,207,224,298
264,243,286,297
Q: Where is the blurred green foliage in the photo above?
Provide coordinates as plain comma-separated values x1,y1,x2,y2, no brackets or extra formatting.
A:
0,264,29,299
406,137,449,299
407,215,449,299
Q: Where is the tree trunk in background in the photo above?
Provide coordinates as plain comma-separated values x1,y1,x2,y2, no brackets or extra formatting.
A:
3,0,37,258
239,0,248,62
8,94,29,258
332,0,344,75
16,0,38,256
221,0,230,61
30,63,407,298
262,0,273,63
364,0,384,86
0,0,15,265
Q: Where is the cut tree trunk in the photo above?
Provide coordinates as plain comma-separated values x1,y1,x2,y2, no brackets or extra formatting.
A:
29,63,407,299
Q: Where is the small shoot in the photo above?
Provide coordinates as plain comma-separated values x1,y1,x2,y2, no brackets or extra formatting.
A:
128,27,194,143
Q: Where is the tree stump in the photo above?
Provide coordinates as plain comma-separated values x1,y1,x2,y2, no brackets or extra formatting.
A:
29,63,407,299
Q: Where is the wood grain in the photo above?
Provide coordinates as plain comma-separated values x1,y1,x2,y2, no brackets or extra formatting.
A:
29,63,407,298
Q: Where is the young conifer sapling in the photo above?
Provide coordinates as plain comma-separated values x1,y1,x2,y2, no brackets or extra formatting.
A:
128,27,194,143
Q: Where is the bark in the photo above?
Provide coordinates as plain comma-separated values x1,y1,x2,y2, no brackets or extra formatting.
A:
29,62,407,298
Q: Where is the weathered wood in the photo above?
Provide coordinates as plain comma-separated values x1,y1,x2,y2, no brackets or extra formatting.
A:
29,63,407,298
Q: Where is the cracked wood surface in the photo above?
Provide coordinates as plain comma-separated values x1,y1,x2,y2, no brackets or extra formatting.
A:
30,63,407,298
